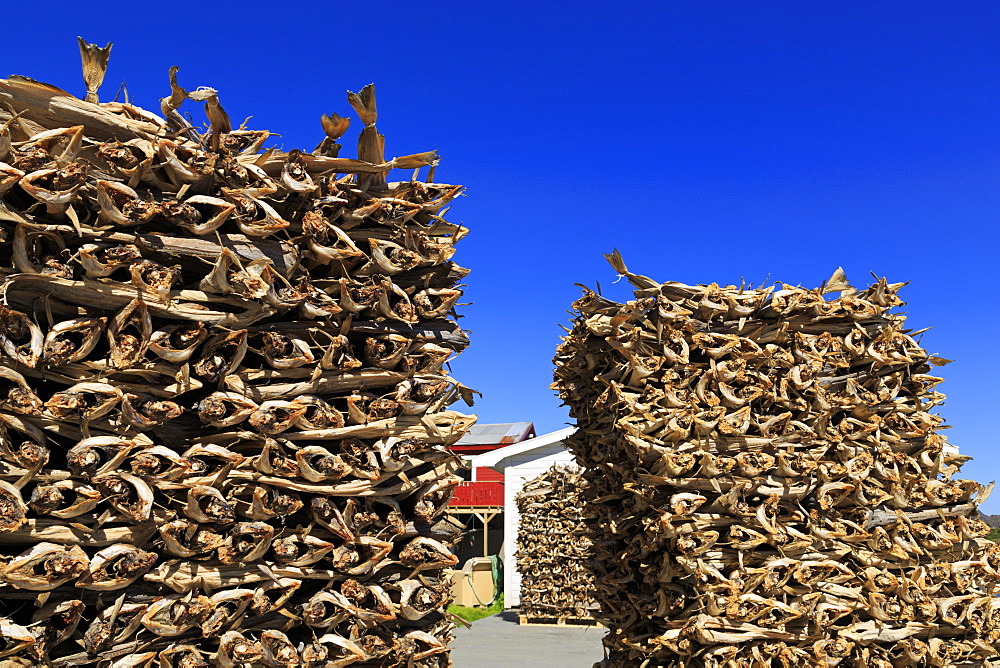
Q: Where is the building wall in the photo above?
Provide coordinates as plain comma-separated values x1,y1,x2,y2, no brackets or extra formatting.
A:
475,467,504,482
501,442,579,608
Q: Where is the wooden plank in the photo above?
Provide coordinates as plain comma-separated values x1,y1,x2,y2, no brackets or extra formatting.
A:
518,615,602,628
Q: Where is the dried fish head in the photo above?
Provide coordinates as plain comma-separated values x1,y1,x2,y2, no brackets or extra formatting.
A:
302,210,365,264
395,578,447,620
356,497,405,536
394,378,454,415
250,578,302,614
247,484,303,520
108,298,152,369
15,126,85,170
155,138,217,189
346,391,402,423
157,645,207,668
149,322,208,362
330,536,395,575
192,329,247,384
354,238,424,276
337,276,382,313
399,536,458,571
353,625,396,660
362,334,410,370
260,630,300,667
0,306,43,368
0,621,36,659
165,194,234,234
77,242,142,277
159,519,227,558
12,224,72,277
94,138,153,185
812,637,855,666
130,259,182,301
405,225,459,260
220,129,270,156
272,533,335,566
96,180,159,226
400,341,453,374
302,633,367,668
254,330,314,369
793,560,854,586
83,602,147,654
301,591,350,628
42,316,105,365
201,589,255,636
19,163,89,214
29,480,101,518
221,257,274,300
217,631,264,668
186,485,235,524
46,381,123,420
120,393,183,430
343,580,396,622
295,281,343,319
413,287,462,319
292,395,344,430
280,149,318,193
0,367,43,414
0,428,49,471
218,158,277,200
196,391,258,427
67,436,139,476
319,333,362,370
377,277,418,323
141,594,212,637
252,438,300,477
2,542,88,590
28,599,85,660
295,445,352,482
0,479,28,531
225,191,289,237
249,400,306,435
94,471,155,521
76,543,157,590
217,521,274,564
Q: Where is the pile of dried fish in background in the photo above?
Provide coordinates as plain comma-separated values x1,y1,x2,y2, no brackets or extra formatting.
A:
553,251,999,667
515,465,597,622
0,39,475,666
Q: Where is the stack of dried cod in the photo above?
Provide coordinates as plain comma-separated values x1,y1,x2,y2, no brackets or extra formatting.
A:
0,40,475,667
515,465,597,622
553,252,998,667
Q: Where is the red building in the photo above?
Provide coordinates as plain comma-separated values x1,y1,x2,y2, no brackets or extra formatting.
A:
447,422,535,557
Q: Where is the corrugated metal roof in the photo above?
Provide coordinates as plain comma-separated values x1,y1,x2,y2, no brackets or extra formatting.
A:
454,422,535,446
469,427,576,468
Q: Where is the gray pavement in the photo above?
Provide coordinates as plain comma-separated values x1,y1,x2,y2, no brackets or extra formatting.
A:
451,611,605,667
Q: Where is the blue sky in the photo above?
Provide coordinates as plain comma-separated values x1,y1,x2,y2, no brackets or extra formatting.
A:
6,2,1000,508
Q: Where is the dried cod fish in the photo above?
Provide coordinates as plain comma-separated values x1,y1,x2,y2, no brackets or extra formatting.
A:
0,43,474,667
553,256,999,665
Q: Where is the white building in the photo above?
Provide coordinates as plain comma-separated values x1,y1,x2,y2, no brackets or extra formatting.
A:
468,426,578,608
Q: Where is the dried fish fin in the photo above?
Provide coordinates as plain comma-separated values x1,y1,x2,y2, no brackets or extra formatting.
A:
78,37,112,103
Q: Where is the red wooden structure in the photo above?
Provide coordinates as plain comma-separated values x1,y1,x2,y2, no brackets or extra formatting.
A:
446,422,535,556
451,481,504,507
